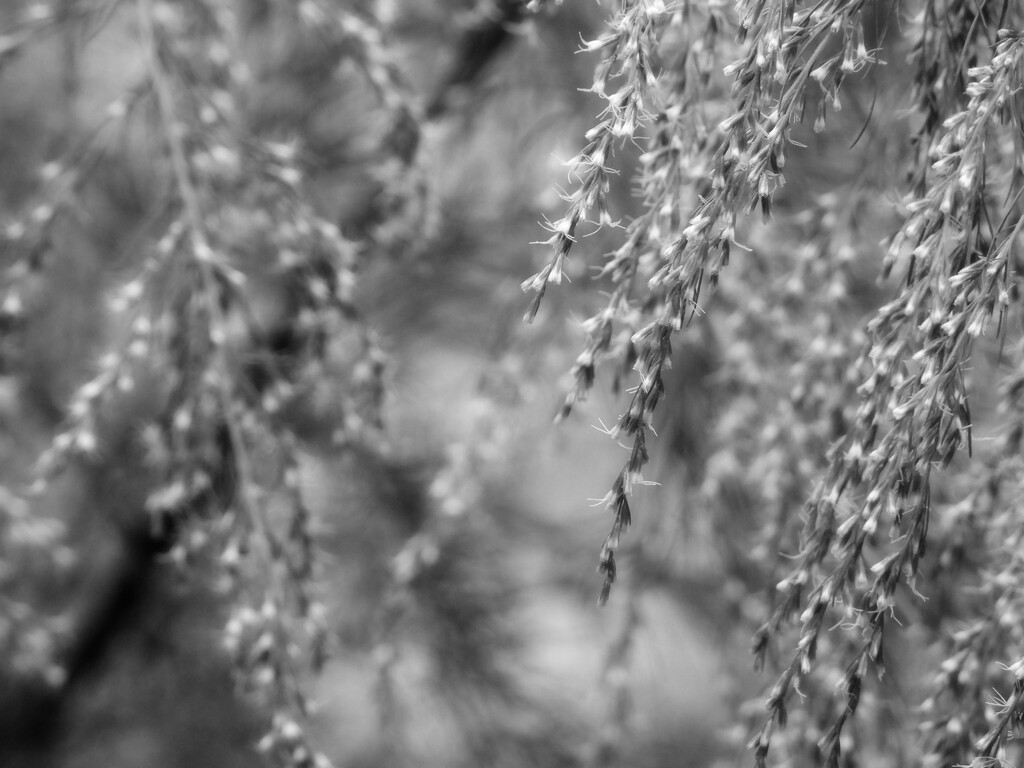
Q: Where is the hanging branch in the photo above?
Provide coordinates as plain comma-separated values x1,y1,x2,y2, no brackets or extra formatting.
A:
526,0,879,605
750,27,1024,768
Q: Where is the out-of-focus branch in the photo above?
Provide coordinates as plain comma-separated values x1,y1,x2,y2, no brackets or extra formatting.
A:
425,0,533,119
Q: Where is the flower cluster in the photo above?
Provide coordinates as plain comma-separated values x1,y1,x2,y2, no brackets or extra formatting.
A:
915,344,1024,767
906,0,990,192
529,0,878,606
0,483,72,690
747,26,1024,768
522,0,671,324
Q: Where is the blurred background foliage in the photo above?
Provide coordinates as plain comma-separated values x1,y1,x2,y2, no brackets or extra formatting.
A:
2,2,1024,768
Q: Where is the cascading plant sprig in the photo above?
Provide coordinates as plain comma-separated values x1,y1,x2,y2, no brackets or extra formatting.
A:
750,26,1024,768
529,0,881,606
